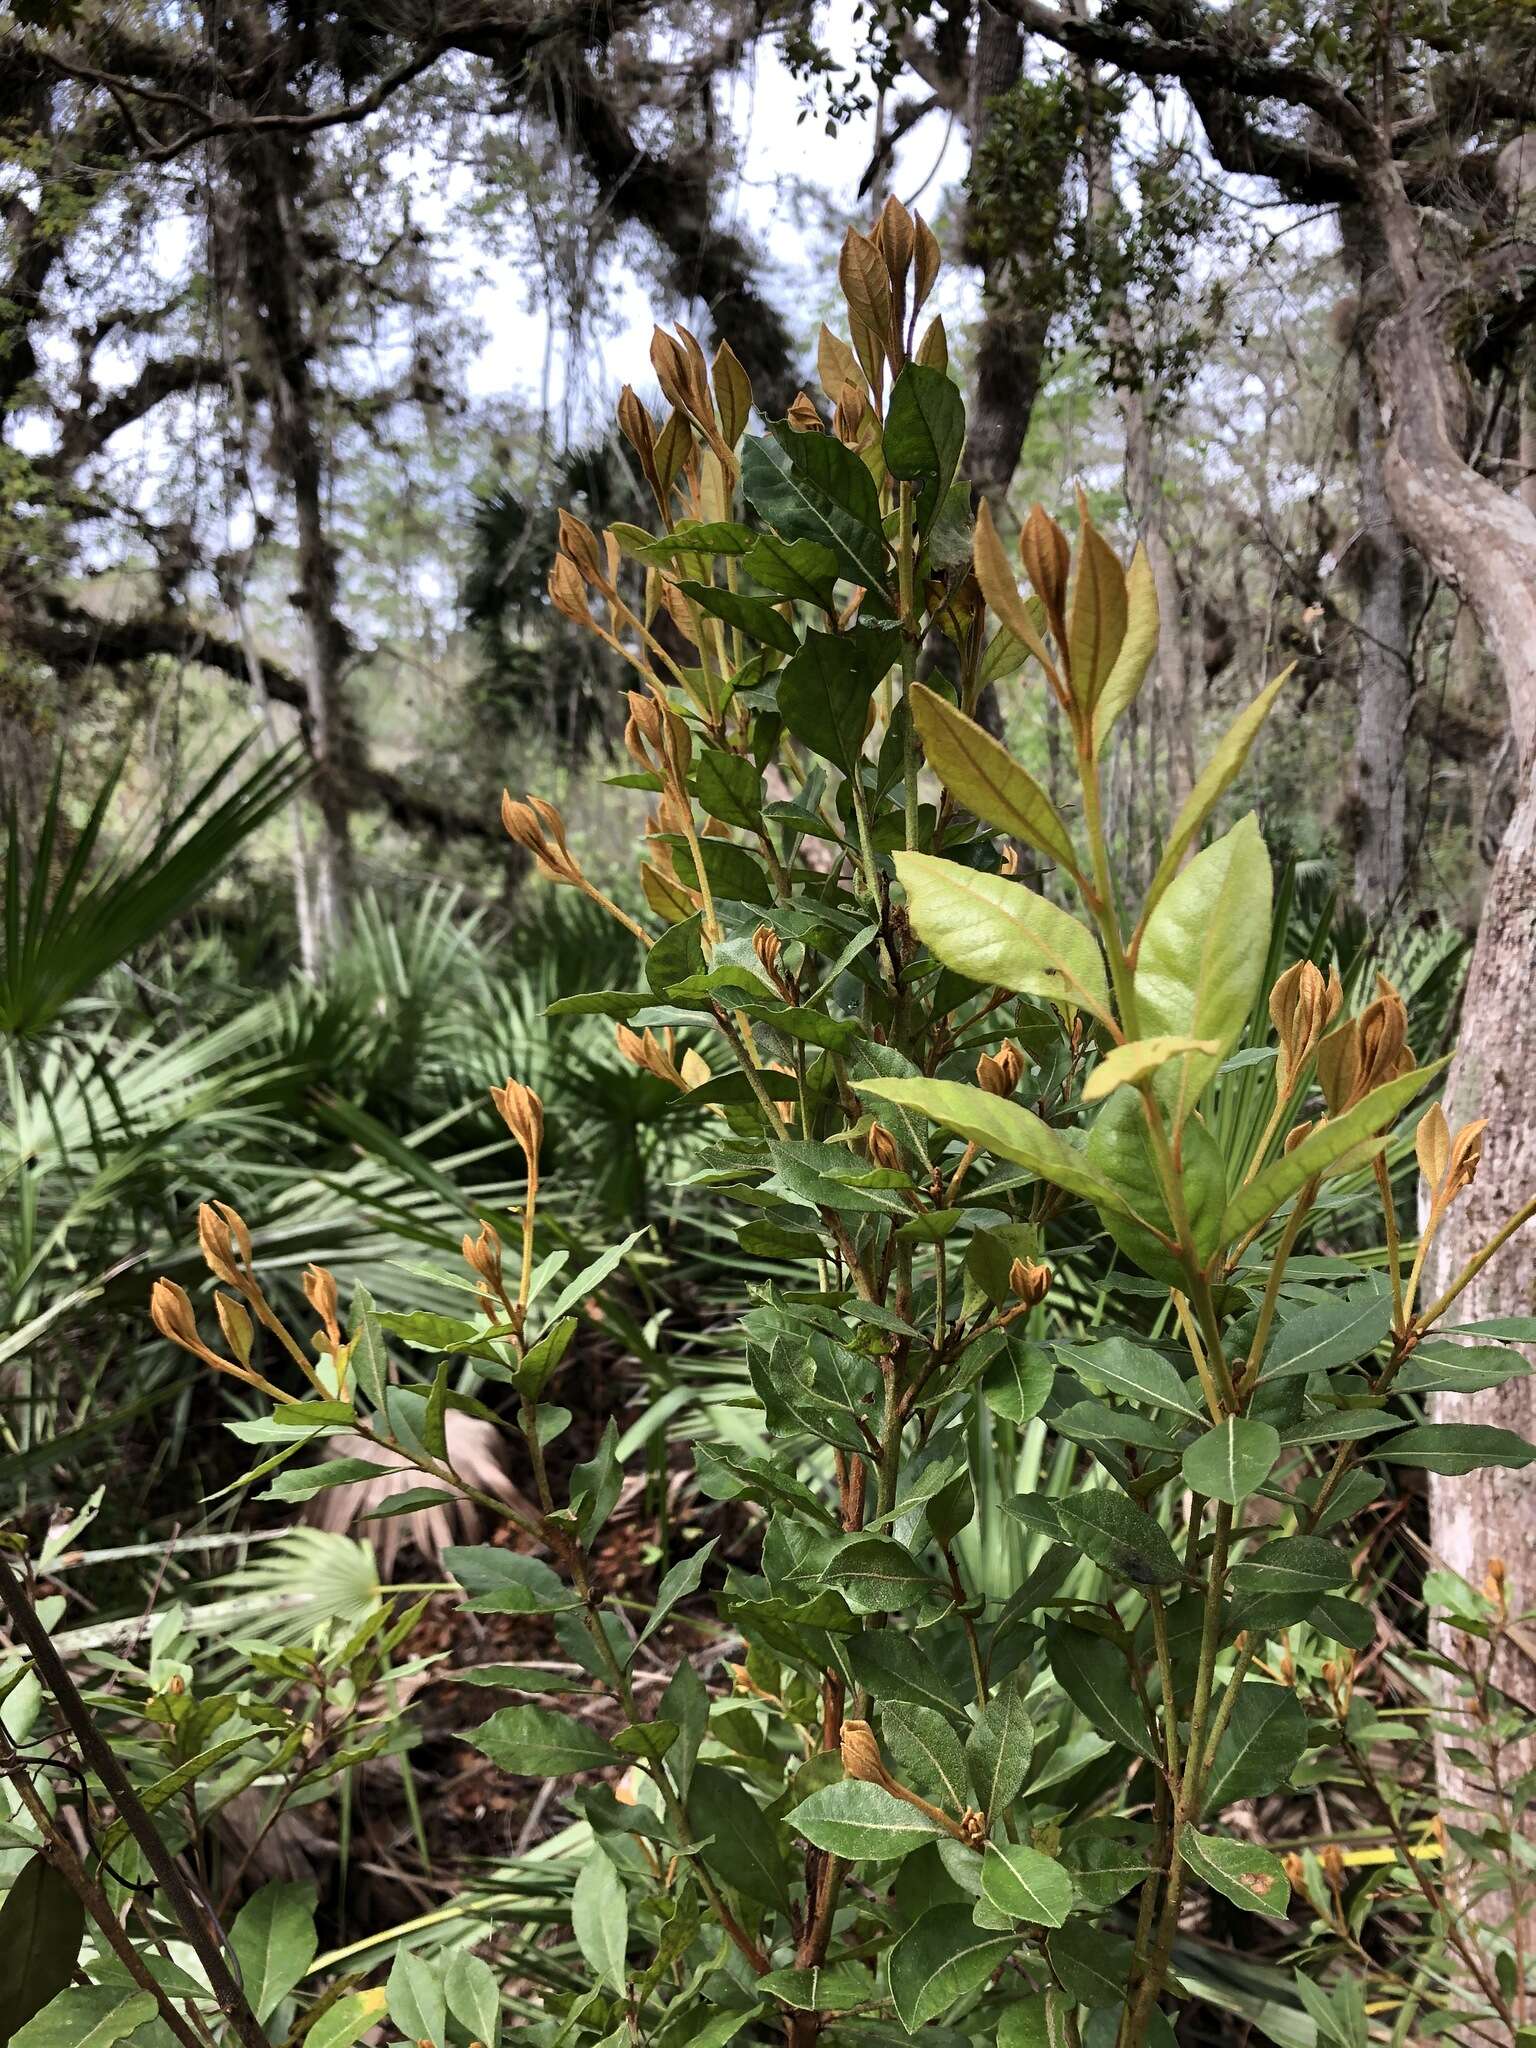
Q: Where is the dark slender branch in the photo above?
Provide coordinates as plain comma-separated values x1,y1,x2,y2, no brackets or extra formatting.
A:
858,93,942,198
0,1551,270,2048
3,594,507,847
0,1723,209,2048
45,354,230,475
37,38,447,162
987,0,1378,154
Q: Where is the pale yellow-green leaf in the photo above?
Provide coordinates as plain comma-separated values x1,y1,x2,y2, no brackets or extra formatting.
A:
1068,512,1127,710
641,861,697,924
894,852,1109,1021
1081,1035,1222,1103
1140,668,1290,923
1092,544,1158,751
306,1989,389,2048
909,682,1077,870
1134,814,1272,1127
1218,1058,1449,1246
860,1075,1136,1215
972,499,1061,687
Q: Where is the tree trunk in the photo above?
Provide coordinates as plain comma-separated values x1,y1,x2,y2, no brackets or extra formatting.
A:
1349,329,1413,916
1364,173,1536,1937
962,4,1059,509
1424,777,1536,1923
218,121,360,949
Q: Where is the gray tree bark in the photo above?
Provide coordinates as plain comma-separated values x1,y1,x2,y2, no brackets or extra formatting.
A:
962,4,1065,509
218,129,361,947
1347,223,1414,917
1359,157,1536,1921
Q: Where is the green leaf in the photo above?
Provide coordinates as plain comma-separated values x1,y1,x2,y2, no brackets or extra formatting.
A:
1396,1340,1532,1395
374,1309,480,1351
678,579,798,654
1045,1622,1157,1761
673,2013,758,2048
882,1703,971,1816
444,1547,574,1615
1229,1537,1351,1627
510,1315,577,1400
1141,673,1288,920
10,1989,157,2048
1084,1087,1226,1283
1377,1424,1536,1475
895,852,1110,1019
743,426,890,594
445,1954,500,2047
1181,1419,1280,1506
1231,1535,1351,1597
738,1002,861,1052
1061,1833,1152,1910
888,1905,1016,2031
984,1344,1055,1425
570,1417,623,1544
636,1540,717,1646
757,1962,873,2012
1056,1335,1205,1420
1260,1290,1393,1381
98,1736,254,1858
1310,1594,1374,1649
817,1535,939,1614
1135,813,1273,1124
658,1658,709,1799
695,750,763,829
230,1881,317,2023
1219,1059,1448,1244
909,682,1077,869
0,1867,83,2039
469,1704,617,1777
572,1847,629,1991
545,1228,649,1322
1002,1992,1084,2048
1055,1490,1183,1587
1205,1683,1309,1811
611,1720,678,1762
261,1455,390,1503
980,1841,1073,1927
349,1285,390,1411
305,1991,388,2048
689,1765,792,1909
966,1672,1035,1820
1178,1824,1291,1919
742,531,841,608
1048,1922,1136,2008
613,518,755,563
844,1633,966,1720
423,1357,450,1461
861,1076,1133,1214
790,1778,945,1860
778,625,899,771
884,362,966,501
386,1950,446,2046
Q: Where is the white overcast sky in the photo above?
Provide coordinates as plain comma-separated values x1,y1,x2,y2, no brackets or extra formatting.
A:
457,6,976,428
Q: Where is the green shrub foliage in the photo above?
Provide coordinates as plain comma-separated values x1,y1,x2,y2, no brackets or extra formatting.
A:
16,201,1533,2048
